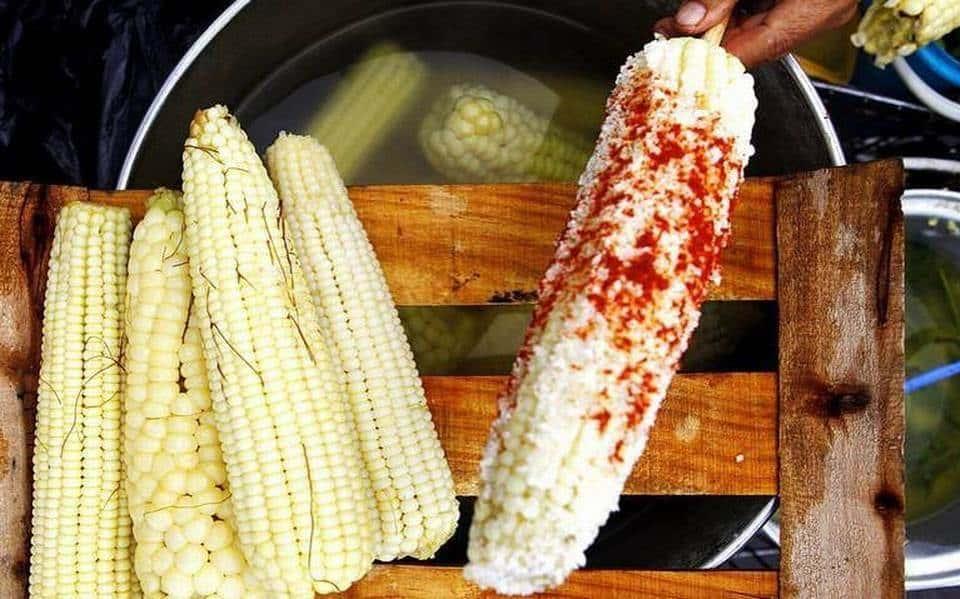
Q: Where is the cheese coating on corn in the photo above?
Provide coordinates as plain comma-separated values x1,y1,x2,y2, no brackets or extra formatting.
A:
465,37,756,595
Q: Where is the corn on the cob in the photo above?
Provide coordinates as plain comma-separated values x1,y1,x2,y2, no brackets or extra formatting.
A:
181,106,376,596
853,0,960,66
307,42,427,181
265,133,459,561
419,83,593,183
123,189,264,598
464,36,757,595
30,202,137,598
401,307,488,374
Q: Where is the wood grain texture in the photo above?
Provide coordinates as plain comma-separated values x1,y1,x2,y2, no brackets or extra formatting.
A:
776,160,905,598
346,566,777,598
427,373,777,496
88,181,775,304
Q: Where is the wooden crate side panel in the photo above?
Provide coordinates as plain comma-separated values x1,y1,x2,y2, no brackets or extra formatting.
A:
348,566,777,598
776,160,905,598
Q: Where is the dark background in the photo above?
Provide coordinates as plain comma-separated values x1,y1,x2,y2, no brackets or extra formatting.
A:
0,0,226,187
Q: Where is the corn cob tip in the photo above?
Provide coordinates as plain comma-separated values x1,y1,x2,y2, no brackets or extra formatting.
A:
624,36,756,160
145,187,182,211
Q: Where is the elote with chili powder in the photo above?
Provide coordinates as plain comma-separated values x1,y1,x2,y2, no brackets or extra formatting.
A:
464,36,757,594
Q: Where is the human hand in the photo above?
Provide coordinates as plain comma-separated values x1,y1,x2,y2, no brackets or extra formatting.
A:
654,0,859,67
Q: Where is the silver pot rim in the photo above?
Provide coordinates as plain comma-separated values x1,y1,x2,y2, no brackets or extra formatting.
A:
117,0,847,568
115,0,845,189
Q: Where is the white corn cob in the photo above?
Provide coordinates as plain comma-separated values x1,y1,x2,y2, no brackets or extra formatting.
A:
464,37,757,595
402,307,488,374
30,202,138,598
181,106,376,596
419,83,593,183
123,189,265,598
853,0,960,66
265,133,459,561
308,42,427,181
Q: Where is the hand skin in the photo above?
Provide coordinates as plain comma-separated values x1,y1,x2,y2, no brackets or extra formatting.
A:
654,0,859,67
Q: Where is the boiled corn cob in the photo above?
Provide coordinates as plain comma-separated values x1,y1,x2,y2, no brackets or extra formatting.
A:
123,189,264,598
265,133,458,561
401,307,488,374
307,42,427,181
181,106,376,596
419,83,592,183
464,36,757,595
853,0,960,66
30,202,137,598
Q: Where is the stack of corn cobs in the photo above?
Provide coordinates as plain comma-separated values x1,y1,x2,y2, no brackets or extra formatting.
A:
30,32,757,597
29,107,459,598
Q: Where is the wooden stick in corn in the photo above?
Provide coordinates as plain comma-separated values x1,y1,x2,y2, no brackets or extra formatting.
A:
265,133,459,561
464,37,757,594
419,83,593,183
307,42,427,181
181,106,376,596
853,0,960,66
123,189,265,599
30,202,138,598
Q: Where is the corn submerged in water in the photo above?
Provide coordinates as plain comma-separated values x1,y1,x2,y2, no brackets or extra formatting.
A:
853,0,960,66
464,36,757,595
419,83,592,183
123,189,264,598
307,42,427,181
265,133,459,562
30,202,138,598
181,106,376,596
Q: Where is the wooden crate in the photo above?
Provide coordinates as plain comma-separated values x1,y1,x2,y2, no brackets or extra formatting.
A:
0,159,905,598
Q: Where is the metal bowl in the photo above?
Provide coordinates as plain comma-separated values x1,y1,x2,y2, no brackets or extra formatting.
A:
118,0,844,568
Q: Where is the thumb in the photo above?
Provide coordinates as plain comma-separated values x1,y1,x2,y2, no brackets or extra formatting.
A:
672,0,738,34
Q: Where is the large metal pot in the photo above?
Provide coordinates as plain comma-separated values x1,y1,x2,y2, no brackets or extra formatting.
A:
118,0,844,569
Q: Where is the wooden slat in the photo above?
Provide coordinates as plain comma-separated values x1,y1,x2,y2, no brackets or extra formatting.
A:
426,373,777,496
89,181,775,304
347,566,777,598
0,182,41,597
776,160,905,598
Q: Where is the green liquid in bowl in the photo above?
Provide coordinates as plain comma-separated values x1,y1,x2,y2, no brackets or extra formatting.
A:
906,236,960,523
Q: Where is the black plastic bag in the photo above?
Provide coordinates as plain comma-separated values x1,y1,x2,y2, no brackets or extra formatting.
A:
0,0,227,188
